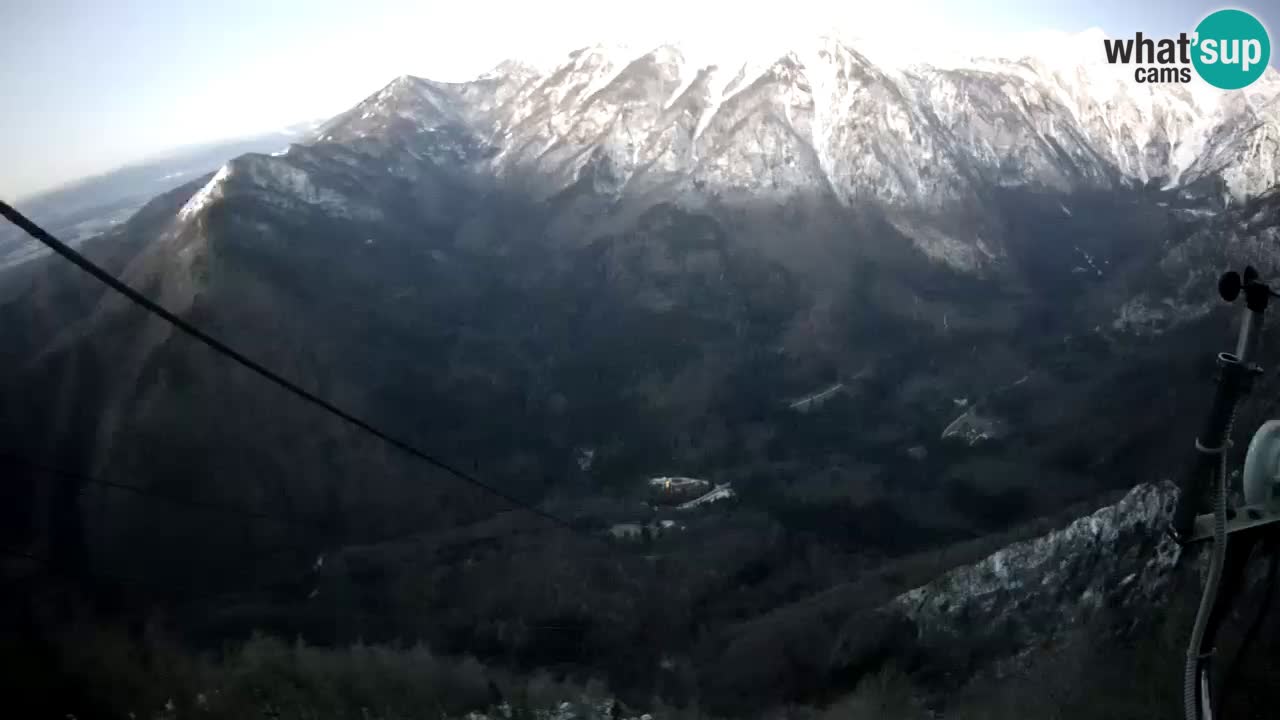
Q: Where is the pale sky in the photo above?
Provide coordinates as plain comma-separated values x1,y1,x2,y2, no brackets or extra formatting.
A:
2,0,1276,201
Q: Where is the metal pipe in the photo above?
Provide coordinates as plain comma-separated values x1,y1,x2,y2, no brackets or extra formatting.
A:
1185,441,1231,720
1236,309,1264,364
1172,352,1248,541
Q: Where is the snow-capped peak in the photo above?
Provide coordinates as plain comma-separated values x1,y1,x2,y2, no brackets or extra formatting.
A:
265,27,1280,265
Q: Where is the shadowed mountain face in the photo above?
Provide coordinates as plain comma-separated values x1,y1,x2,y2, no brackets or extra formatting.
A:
3,37,1280,716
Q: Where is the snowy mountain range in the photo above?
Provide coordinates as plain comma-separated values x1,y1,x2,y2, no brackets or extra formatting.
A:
6,29,1280,717
175,32,1280,277
17,30,1275,547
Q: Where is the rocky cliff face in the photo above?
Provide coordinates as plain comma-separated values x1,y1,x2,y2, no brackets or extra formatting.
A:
892,482,1182,668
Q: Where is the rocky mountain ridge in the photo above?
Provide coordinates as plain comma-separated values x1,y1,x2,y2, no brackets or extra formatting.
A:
280,35,1280,269
891,482,1181,661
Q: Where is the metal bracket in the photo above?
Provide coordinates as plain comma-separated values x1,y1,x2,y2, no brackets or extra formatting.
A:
1186,503,1280,544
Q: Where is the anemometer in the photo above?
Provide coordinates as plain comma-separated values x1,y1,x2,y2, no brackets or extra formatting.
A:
1171,266,1280,720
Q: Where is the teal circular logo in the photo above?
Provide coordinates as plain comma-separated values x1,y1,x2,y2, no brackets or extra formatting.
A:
1192,9,1271,89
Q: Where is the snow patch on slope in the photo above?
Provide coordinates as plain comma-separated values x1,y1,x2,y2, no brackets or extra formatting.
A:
676,483,736,510
178,165,231,221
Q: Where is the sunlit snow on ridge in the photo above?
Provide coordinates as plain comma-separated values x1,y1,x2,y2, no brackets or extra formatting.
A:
178,164,231,221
